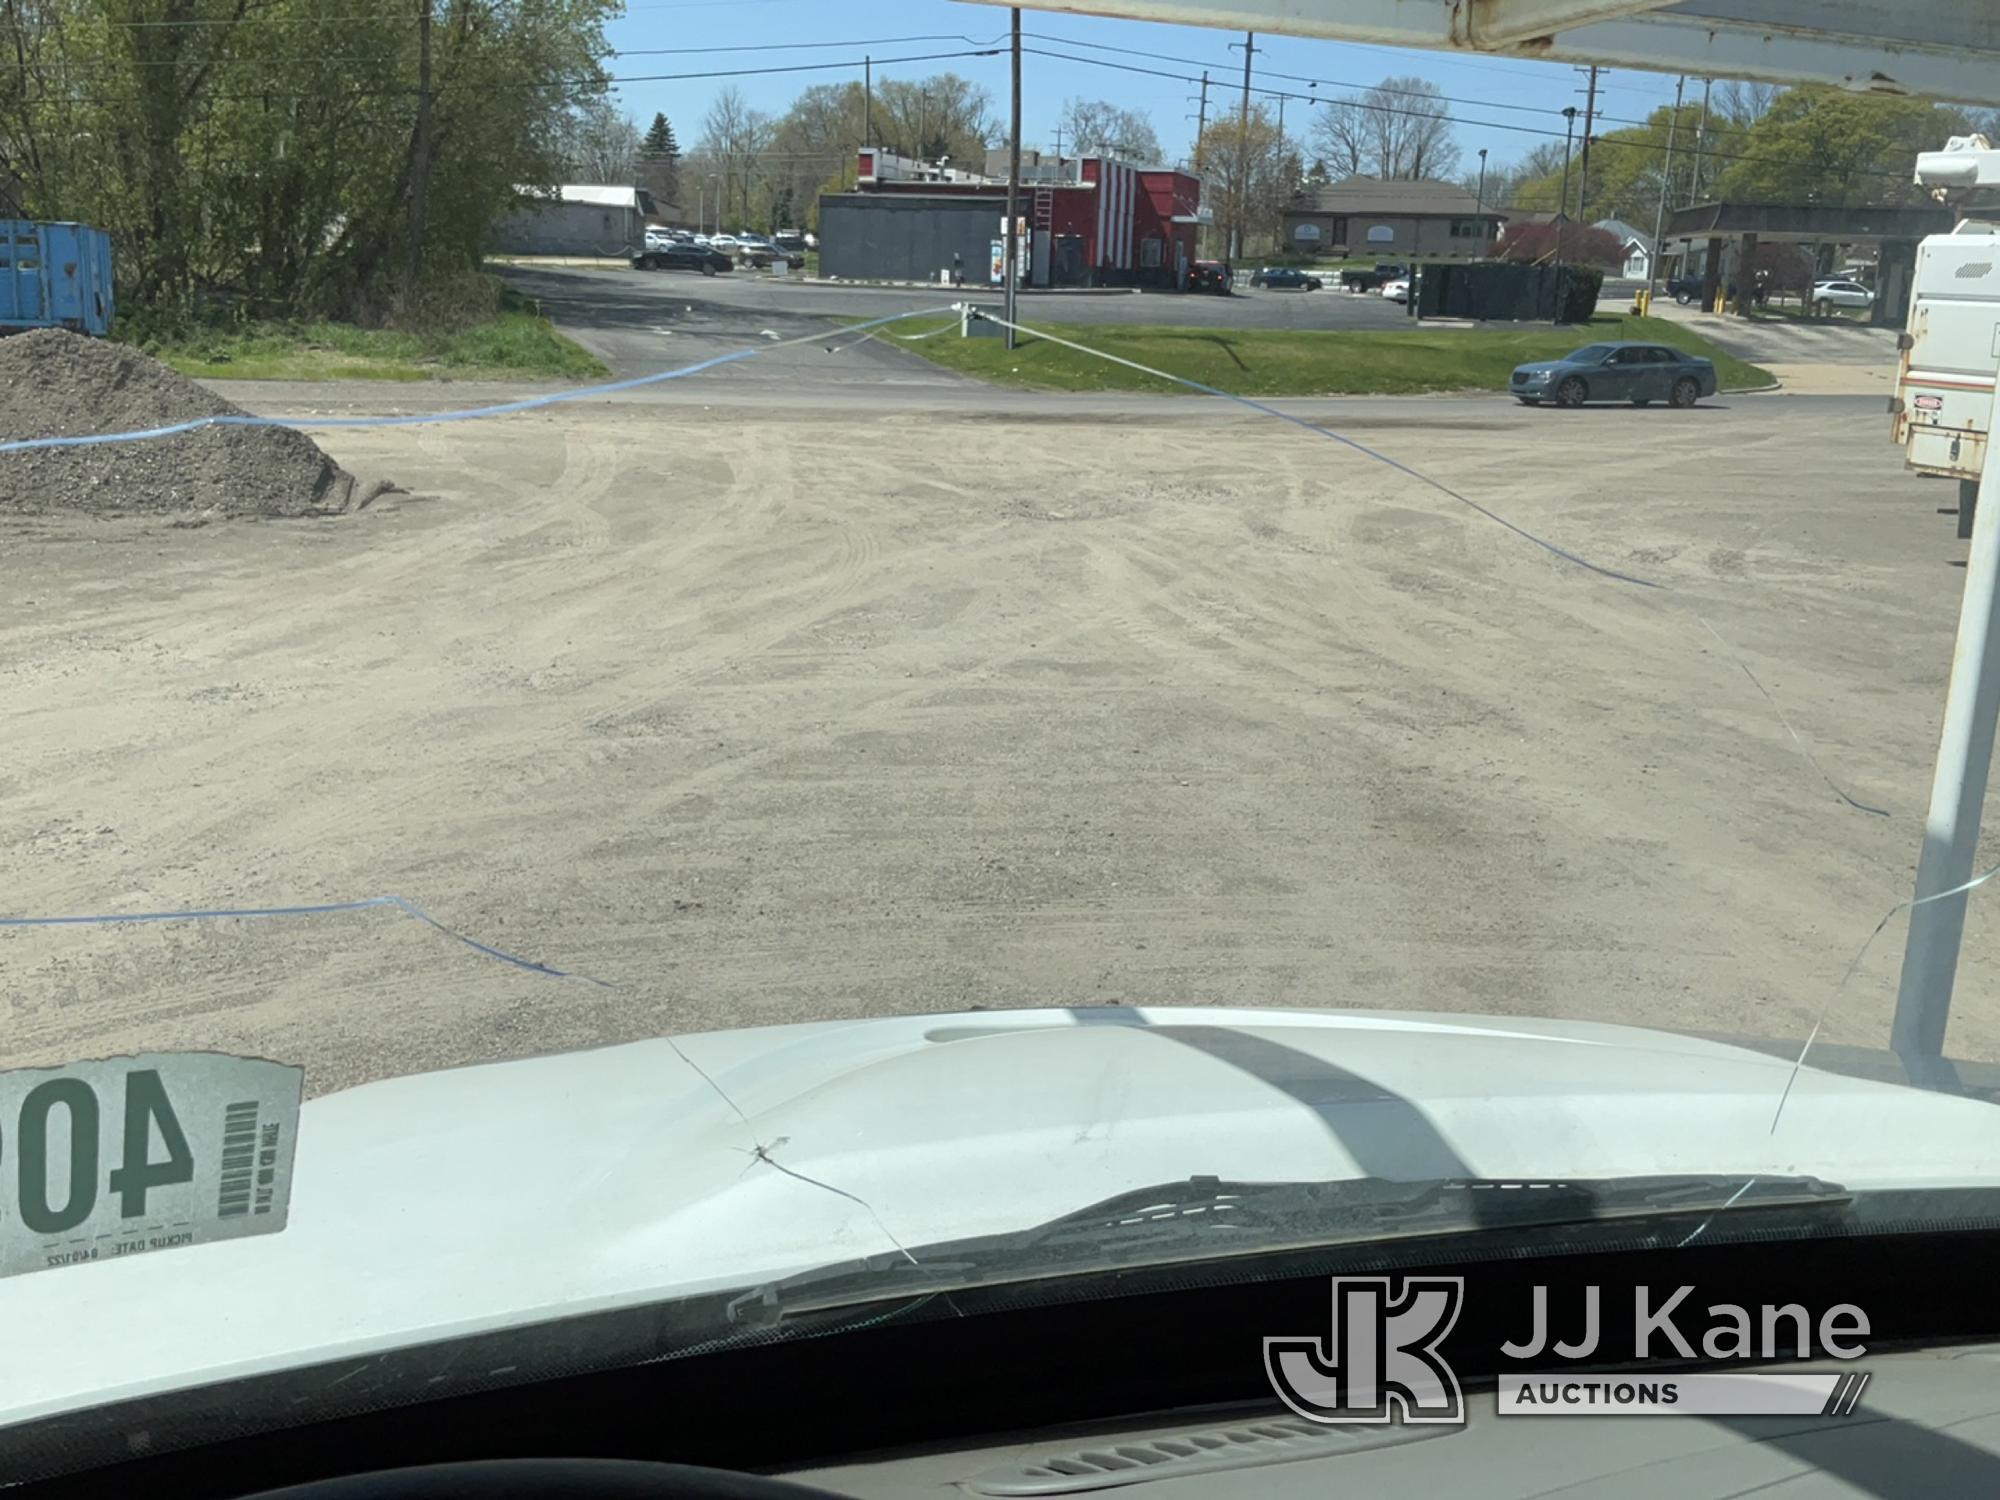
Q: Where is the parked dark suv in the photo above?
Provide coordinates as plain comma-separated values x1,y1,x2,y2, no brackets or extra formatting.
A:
1187,260,1233,294
1666,273,1738,306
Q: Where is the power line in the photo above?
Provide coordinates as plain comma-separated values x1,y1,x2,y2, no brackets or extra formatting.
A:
1019,28,1706,135
1,25,1925,194
1019,44,1921,190
7,46,1005,104
41,33,1009,70
8,12,1652,136
0,16,1749,142
60,0,815,25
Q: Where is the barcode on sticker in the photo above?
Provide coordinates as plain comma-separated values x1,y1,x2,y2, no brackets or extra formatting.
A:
217,1101,260,1217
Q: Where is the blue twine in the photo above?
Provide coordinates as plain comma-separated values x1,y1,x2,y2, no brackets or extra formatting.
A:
974,310,1661,589
0,893,612,987
0,306,955,454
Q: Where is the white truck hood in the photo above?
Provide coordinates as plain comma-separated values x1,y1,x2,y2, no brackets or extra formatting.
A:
3,1004,1998,1428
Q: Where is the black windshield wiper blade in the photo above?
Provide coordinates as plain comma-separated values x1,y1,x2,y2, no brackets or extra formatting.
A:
727,1173,1850,1326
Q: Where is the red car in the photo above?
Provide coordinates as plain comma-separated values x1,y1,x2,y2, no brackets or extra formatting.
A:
1187,260,1233,295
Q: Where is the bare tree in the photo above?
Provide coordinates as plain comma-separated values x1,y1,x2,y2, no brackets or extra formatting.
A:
558,98,641,183
1490,140,1569,206
1055,97,1164,162
1308,98,1368,180
1312,76,1459,181
1714,80,1781,127
696,85,775,228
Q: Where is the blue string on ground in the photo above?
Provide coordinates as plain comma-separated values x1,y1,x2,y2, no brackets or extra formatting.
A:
0,893,611,987
972,308,1897,824
0,306,957,454
970,309,1661,589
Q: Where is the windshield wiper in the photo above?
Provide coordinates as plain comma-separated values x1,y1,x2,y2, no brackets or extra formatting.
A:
727,1173,1850,1327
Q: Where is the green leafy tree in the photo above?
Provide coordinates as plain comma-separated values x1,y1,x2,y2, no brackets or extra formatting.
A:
1713,87,1973,207
1505,104,1716,222
1196,104,1298,257
0,0,618,324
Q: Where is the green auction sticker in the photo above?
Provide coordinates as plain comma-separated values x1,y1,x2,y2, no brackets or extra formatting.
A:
0,1053,303,1280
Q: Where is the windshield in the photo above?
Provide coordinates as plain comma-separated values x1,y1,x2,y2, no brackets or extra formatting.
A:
2,0,1997,1458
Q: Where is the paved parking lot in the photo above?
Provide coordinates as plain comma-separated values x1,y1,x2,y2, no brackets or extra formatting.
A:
505,264,1419,375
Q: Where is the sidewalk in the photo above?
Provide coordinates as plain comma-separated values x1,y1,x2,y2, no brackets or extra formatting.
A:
1644,297,1898,395
1645,297,1897,365
1757,362,1896,396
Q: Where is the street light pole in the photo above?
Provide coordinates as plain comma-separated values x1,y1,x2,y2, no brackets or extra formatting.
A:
1555,107,1578,291
1475,146,1488,240
1559,107,1578,223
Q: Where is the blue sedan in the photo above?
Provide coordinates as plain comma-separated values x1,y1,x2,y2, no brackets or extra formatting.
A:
1509,341,1717,409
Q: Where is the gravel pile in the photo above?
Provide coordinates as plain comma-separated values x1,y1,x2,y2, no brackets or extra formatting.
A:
0,329,371,519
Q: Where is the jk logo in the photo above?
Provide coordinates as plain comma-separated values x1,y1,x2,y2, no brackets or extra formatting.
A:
1265,1276,1465,1425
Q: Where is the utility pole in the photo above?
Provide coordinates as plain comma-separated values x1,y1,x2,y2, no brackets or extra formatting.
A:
1690,76,1712,204
864,56,873,147
1575,65,1599,225
1229,31,1256,260
1005,8,1021,349
404,0,434,296
1053,123,1067,158
1647,74,1686,304
1189,71,1210,165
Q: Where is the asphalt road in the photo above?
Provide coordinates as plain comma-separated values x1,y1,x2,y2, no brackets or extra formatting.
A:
503,264,1419,377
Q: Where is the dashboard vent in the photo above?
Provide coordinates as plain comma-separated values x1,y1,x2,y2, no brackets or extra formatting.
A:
965,1411,1444,1495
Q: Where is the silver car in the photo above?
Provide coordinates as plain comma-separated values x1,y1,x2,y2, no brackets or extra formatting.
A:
1812,278,1874,311
1509,341,1718,408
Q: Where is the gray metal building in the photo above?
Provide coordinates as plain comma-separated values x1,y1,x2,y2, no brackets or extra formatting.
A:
490,185,659,257
817,193,1005,285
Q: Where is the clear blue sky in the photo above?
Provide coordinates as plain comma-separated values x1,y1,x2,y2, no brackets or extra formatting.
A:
604,0,1693,179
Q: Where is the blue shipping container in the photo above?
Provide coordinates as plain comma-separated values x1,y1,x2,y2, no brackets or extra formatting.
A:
0,221,114,336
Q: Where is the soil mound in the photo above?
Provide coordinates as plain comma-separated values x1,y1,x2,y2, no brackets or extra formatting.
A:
0,329,370,518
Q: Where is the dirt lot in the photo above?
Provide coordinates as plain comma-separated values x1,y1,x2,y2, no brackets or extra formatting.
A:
2,387,1992,1094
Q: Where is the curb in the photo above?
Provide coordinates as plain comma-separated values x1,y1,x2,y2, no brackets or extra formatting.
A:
794,278,1141,295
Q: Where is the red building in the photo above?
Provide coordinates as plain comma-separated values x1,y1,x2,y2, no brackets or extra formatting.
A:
822,149,1207,289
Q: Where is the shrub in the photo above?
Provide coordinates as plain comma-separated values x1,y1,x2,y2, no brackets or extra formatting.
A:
1558,265,1604,323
